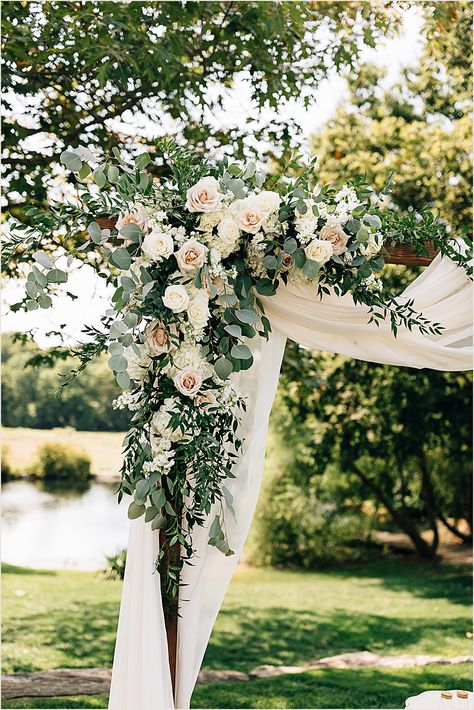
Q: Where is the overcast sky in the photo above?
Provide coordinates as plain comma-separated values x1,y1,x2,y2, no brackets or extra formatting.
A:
3,7,424,348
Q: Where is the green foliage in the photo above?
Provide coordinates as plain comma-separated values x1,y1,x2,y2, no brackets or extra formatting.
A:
280,344,473,557
2,0,405,224
310,2,473,234
249,395,376,568
30,442,92,483
103,549,127,581
1,335,130,431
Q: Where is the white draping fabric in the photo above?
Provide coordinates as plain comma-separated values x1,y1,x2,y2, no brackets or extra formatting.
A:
109,254,472,710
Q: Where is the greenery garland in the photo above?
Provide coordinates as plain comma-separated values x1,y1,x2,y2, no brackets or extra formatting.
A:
7,139,471,596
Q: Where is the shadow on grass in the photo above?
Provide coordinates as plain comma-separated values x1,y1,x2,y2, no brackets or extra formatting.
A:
203,606,469,672
2,601,119,673
316,558,472,606
192,665,473,709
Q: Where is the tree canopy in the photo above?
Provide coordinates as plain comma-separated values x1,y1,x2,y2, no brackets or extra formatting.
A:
3,0,405,221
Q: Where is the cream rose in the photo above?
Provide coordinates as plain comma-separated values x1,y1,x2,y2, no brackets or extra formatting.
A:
187,295,210,330
173,366,203,398
145,320,176,356
116,203,148,233
318,224,349,256
253,191,281,214
216,217,240,257
234,200,266,234
304,239,334,264
163,284,190,313
142,230,174,261
194,390,217,409
186,176,224,213
175,238,208,273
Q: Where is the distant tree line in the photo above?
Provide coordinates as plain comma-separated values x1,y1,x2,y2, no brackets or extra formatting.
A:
2,335,130,431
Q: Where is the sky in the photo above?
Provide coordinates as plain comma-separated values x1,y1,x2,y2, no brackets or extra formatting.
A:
3,7,425,348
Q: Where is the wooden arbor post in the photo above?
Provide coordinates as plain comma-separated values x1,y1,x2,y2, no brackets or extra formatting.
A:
96,215,438,699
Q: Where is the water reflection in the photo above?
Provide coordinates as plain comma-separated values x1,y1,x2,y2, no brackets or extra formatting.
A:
2,479,129,570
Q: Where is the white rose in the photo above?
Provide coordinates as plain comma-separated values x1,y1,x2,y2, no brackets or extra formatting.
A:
173,366,203,397
142,230,174,261
175,238,208,274
124,345,151,381
216,217,240,257
187,295,210,330
145,320,176,356
233,198,266,234
304,239,334,264
163,285,190,313
253,191,280,214
318,224,349,256
186,176,224,213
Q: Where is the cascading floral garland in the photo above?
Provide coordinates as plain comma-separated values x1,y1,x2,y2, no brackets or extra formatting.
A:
8,140,471,596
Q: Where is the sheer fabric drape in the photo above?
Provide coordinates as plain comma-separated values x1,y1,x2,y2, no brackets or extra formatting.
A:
109,254,472,710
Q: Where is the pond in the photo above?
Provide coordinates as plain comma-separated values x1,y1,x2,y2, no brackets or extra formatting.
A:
2,479,129,570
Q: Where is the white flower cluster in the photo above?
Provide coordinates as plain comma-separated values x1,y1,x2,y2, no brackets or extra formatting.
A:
362,273,383,293
112,391,141,411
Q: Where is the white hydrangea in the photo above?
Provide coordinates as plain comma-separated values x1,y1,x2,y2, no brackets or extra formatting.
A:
294,200,319,240
151,398,183,442
124,345,151,382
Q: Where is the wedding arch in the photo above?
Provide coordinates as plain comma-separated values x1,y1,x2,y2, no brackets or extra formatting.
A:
8,141,472,710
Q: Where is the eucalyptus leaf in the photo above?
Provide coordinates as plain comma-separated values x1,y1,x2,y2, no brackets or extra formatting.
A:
135,152,151,169
108,354,128,372
116,371,130,389
231,343,252,360
128,502,145,520
151,513,166,530
214,357,233,380
47,268,68,283
235,308,259,324
136,479,150,499
33,251,54,269
224,324,242,338
110,247,131,270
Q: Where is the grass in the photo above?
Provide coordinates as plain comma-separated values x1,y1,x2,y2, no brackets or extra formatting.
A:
2,666,473,709
2,559,472,708
1,427,124,478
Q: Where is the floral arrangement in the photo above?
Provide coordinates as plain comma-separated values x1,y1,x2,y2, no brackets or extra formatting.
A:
8,140,470,596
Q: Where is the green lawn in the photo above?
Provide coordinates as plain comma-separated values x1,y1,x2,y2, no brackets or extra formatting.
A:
2,559,472,708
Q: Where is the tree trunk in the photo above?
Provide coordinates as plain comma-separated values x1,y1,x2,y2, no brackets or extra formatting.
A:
352,464,437,558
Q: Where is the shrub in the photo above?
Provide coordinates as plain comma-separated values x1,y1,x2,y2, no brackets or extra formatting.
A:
247,393,377,568
1,445,14,481
31,442,91,483
103,548,127,580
